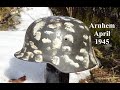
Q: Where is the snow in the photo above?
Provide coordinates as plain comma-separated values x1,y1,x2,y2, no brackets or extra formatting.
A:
0,31,47,83
0,7,51,83
0,31,90,83
69,71,90,83
0,7,91,83
12,7,53,31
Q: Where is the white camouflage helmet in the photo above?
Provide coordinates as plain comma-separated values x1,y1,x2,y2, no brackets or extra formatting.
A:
14,16,99,73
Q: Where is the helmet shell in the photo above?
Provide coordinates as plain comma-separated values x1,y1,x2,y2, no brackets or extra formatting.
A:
14,16,99,73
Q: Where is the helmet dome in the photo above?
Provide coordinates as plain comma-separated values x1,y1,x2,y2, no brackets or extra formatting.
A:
14,16,99,73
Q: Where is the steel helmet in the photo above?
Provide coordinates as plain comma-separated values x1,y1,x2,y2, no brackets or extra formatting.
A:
14,16,100,73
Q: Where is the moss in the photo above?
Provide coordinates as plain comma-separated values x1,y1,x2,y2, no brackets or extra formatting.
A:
93,47,104,59
111,30,120,47
0,7,21,31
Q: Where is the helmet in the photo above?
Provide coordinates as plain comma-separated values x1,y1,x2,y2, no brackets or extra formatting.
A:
14,16,100,73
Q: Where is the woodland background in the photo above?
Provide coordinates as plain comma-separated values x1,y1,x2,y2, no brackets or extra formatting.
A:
0,7,120,83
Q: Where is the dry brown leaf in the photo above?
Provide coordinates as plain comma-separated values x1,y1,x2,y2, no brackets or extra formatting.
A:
9,76,26,83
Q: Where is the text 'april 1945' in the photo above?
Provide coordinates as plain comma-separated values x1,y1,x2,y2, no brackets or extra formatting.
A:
89,23,115,45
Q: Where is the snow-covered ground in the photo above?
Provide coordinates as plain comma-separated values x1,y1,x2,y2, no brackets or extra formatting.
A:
0,7,91,83
12,7,53,31
0,31,47,83
0,7,52,83
0,31,90,83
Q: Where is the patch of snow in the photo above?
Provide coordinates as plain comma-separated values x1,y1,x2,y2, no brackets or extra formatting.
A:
0,7,52,83
0,31,46,83
12,7,53,31
0,31,91,83
69,70,90,83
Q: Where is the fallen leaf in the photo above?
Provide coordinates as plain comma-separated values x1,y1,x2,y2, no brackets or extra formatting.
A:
9,76,26,83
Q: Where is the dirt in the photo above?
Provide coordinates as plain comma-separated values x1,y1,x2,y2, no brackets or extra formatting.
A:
80,68,120,83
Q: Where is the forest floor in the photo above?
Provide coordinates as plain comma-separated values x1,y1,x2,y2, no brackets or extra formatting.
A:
80,68,120,83
80,47,120,83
